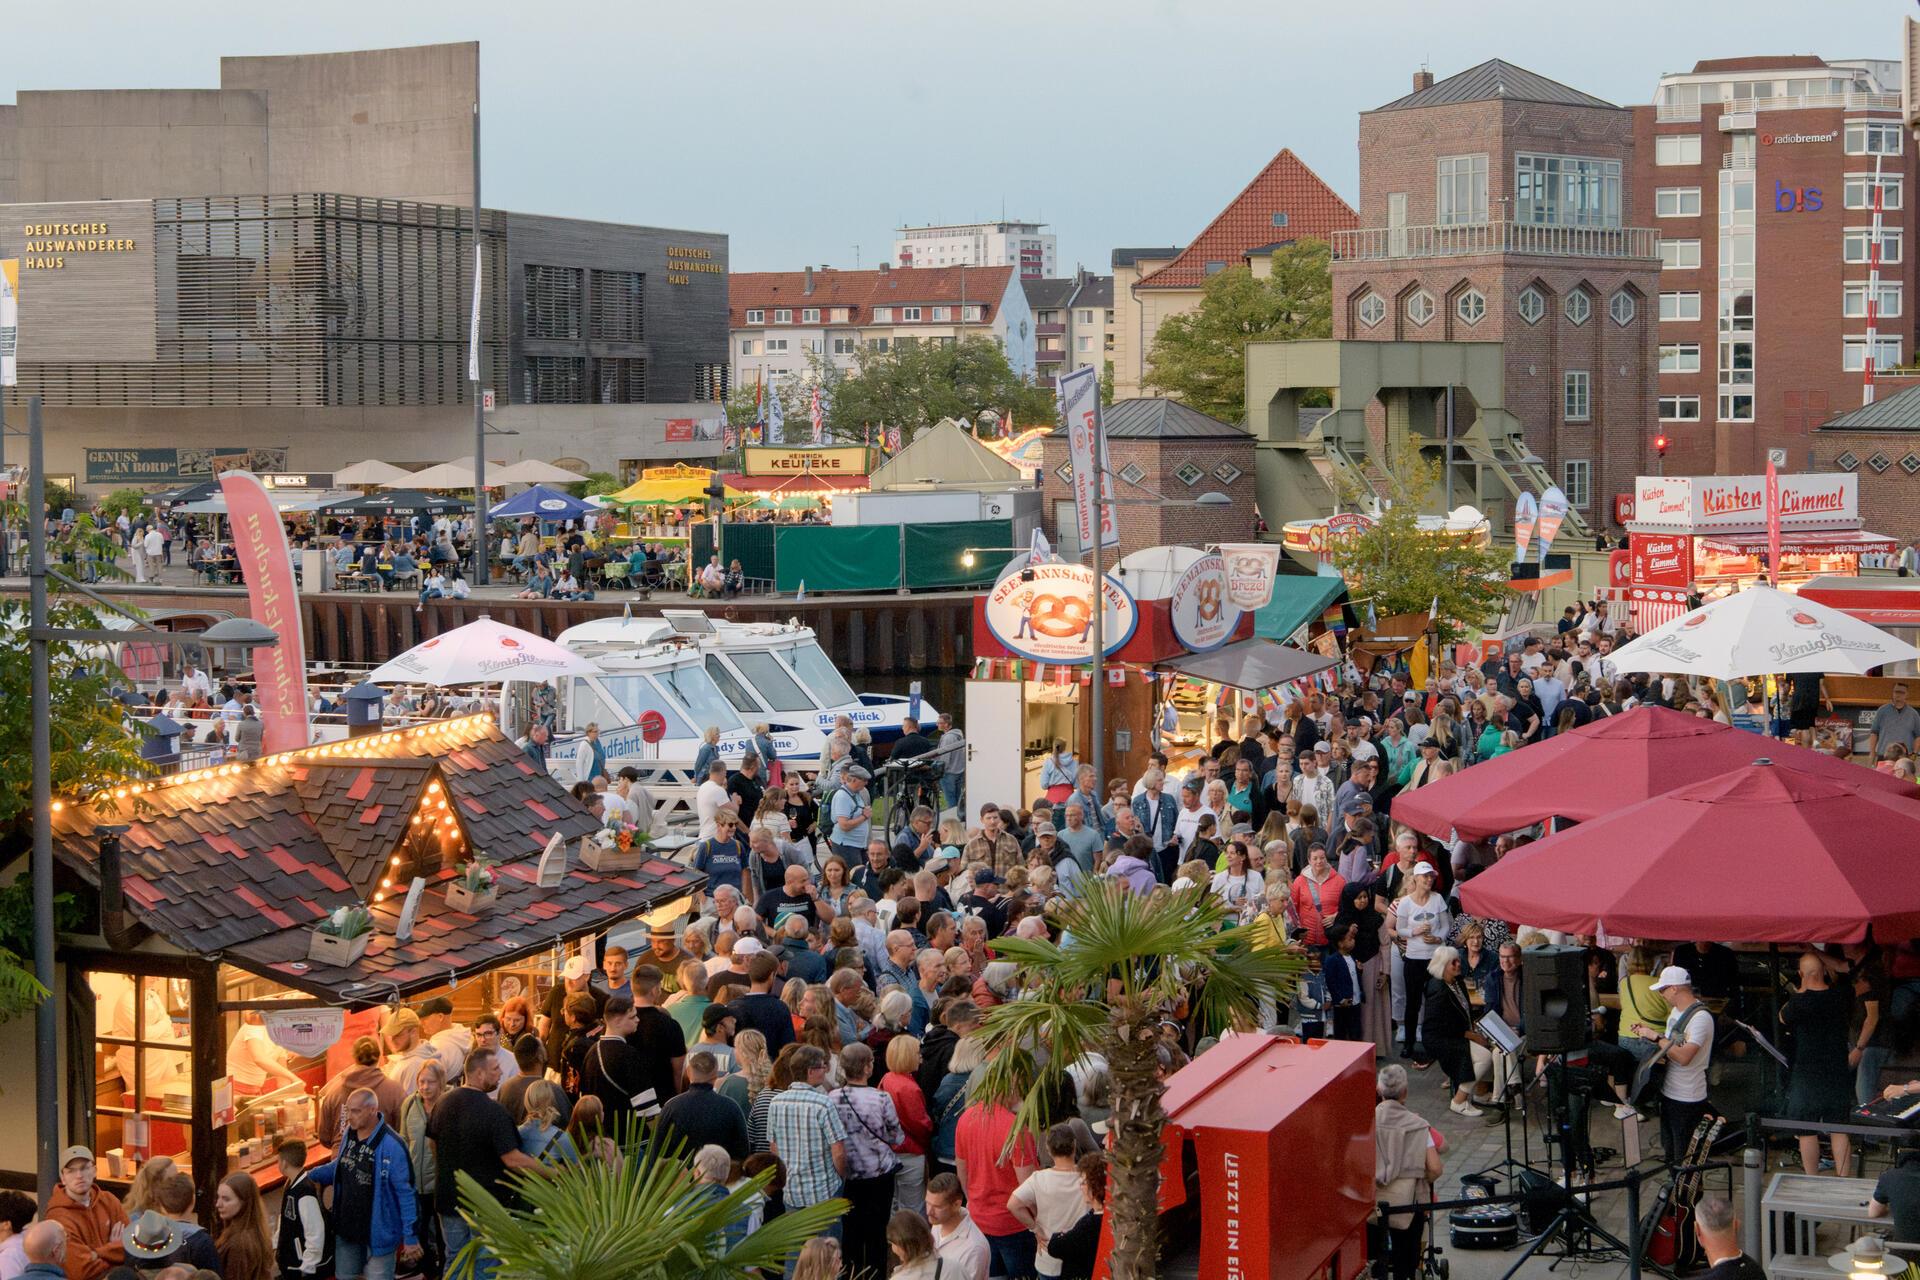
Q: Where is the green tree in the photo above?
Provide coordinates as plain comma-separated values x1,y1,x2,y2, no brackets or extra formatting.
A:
1099,359,1116,407
1328,449,1513,645
825,336,1054,447
1143,241,1333,424
96,489,149,522
453,1128,843,1280
970,879,1304,1280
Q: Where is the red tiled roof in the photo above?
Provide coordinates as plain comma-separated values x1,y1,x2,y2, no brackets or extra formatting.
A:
728,265,1015,329
1137,149,1357,290
1690,55,1827,73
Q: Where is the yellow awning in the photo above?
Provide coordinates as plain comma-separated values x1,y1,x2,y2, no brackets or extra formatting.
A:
608,464,715,506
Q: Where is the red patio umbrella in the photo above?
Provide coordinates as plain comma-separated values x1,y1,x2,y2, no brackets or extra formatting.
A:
1392,705,1914,842
1457,760,1920,943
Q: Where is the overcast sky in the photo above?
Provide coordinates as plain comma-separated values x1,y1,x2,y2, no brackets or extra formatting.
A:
4,0,1907,273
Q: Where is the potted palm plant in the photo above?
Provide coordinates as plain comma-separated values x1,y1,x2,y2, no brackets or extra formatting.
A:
445,857,497,913
307,905,374,966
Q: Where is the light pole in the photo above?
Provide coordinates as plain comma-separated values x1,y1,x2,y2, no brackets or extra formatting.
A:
26,395,279,1198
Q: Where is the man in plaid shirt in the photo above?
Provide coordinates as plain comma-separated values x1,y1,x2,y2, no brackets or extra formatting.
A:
766,1045,848,1218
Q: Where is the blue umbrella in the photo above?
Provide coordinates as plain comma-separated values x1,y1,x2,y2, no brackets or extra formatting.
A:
487,485,594,522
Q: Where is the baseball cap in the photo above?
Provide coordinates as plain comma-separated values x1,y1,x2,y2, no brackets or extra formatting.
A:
562,955,590,982
1350,741,1380,763
1313,741,1332,754
1230,823,1254,837
1418,736,1441,751
846,765,872,782
733,936,765,957
1404,691,1421,702
417,995,454,1018
972,869,1000,885
382,1008,421,1037
1180,777,1200,792
59,1144,94,1168
1650,965,1693,992
1032,820,1057,837
1411,861,1439,878
701,1003,736,1031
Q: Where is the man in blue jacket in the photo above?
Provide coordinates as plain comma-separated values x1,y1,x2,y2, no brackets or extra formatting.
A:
1131,769,1179,884
310,1087,420,1280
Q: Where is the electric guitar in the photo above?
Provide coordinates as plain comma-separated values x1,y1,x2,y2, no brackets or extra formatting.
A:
1645,1114,1725,1271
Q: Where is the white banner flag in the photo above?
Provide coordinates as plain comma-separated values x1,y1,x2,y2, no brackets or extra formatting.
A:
0,260,17,388
1056,366,1117,551
263,1008,346,1056
467,244,483,383
1217,542,1282,609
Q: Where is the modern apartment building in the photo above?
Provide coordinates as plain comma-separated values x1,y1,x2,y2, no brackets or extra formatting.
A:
1327,61,1662,531
1111,149,1356,401
1635,56,1918,477
893,220,1056,278
729,263,1034,391
1027,269,1113,389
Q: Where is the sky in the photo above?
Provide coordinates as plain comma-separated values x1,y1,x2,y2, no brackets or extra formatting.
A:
2,0,1909,274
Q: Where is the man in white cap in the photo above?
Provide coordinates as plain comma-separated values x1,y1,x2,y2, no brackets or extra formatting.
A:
1631,965,1715,1166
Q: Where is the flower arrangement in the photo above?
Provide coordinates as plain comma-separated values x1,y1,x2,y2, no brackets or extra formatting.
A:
308,904,374,965
582,817,652,871
447,856,499,912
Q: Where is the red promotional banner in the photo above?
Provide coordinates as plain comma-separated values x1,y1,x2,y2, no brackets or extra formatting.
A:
664,418,695,443
218,471,311,755
1765,456,1781,587
1629,533,1693,589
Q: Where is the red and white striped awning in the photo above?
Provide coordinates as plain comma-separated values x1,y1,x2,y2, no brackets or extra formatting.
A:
1698,528,1896,557
1624,585,1690,632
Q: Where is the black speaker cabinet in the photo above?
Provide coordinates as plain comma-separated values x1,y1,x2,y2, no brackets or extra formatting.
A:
1522,945,1590,1054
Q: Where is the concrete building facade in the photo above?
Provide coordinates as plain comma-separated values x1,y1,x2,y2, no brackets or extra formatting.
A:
1027,269,1113,390
1634,56,1917,478
893,220,1055,278
1329,61,1663,532
0,43,731,491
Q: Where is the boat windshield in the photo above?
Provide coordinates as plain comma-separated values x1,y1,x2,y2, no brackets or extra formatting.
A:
655,662,746,733
728,650,815,712
704,655,764,715
591,676,697,740
784,641,857,707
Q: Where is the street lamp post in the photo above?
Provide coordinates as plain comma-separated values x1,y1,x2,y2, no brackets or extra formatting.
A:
26,396,279,1198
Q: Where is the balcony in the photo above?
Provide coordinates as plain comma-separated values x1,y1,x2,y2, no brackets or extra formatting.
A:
1722,151,1756,170
1036,322,1065,337
1330,220,1660,263
1036,347,1066,364
1723,90,1899,115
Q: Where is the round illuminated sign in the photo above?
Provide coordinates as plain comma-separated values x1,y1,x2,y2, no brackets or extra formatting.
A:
985,562,1137,664
1168,553,1241,652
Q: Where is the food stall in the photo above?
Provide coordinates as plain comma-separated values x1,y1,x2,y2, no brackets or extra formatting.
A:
1621,473,1895,630
35,714,699,1211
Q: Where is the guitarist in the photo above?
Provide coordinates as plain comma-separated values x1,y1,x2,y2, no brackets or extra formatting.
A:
1631,966,1715,1166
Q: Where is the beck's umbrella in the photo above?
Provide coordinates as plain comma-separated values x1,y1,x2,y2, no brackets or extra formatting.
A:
486,485,595,522
1458,759,1920,943
366,617,603,686
1392,704,1916,842
1607,583,1920,680
317,490,472,518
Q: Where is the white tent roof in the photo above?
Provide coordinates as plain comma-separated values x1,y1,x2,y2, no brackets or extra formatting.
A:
492,459,584,485
335,459,415,486
867,420,1025,491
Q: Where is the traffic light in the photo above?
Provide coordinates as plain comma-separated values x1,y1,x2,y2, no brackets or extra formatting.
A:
1654,433,1670,458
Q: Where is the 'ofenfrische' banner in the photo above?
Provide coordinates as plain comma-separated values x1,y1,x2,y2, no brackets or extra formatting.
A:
218,471,311,754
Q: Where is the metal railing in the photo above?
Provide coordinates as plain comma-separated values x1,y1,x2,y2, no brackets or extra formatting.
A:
1331,220,1660,262
1656,103,1702,122
1723,90,1899,115
1722,151,1757,170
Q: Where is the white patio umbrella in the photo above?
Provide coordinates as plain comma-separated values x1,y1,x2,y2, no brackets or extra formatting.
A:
366,617,603,686
492,459,584,485
335,459,415,486
388,457,499,490
1608,583,1920,680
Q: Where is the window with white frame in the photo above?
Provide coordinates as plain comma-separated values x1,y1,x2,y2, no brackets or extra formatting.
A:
1358,293,1386,327
804,339,822,354
1610,291,1637,325
1564,371,1591,421
1077,336,1092,352
1563,459,1592,509
1659,395,1702,421
1844,174,1904,210
1842,336,1904,371
740,339,756,355
1514,153,1622,227
1655,187,1702,217
1406,291,1435,325
1843,282,1904,318
872,306,893,322
1565,291,1592,325
1655,135,1702,166
964,305,984,321
831,337,856,355
1437,154,1489,225
1076,309,1094,324
1844,228,1904,264
869,336,890,351
901,306,922,321
766,338,788,352
1517,287,1546,324
745,309,765,324
1719,289,1754,333
830,307,850,322
1719,391,1755,422
1844,121,1903,156
1719,338,1754,386
932,306,950,321
1456,290,1487,325
1660,291,1702,321
1660,343,1702,373
774,309,792,323
801,308,820,323
1661,239,1702,270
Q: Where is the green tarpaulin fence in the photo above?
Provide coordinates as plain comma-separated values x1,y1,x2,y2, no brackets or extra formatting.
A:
689,520,1015,594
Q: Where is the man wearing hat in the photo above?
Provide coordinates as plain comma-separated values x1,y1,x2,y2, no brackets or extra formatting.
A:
538,954,601,1069
44,1147,127,1280
1630,966,1716,1166
1031,821,1080,895
380,1008,440,1095
417,996,472,1085
646,919,691,995
827,765,874,864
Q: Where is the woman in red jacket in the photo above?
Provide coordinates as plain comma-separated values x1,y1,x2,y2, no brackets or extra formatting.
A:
882,1034,934,1213
1289,844,1346,948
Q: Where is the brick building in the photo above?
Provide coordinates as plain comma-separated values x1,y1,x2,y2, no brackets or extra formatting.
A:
1041,397,1256,560
1635,56,1917,478
1329,60,1662,533
1811,381,1920,538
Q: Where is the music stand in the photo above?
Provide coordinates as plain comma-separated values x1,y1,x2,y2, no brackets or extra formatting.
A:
1470,1011,1536,1184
